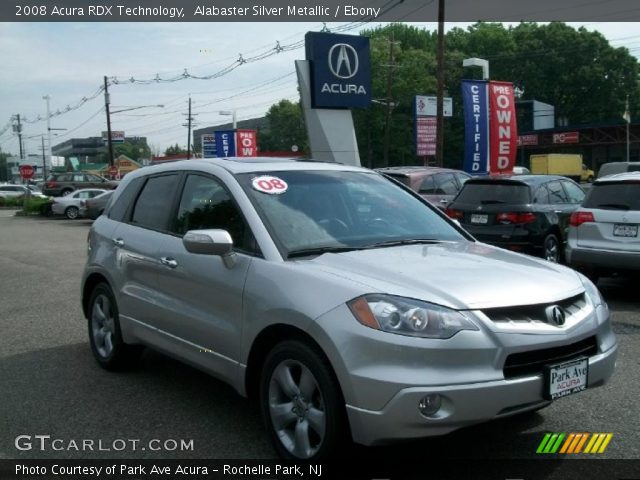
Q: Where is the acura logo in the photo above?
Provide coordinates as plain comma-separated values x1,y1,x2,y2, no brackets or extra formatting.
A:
545,305,566,326
328,43,359,79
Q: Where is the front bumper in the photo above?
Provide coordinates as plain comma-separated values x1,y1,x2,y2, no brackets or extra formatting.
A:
346,342,616,445
311,303,617,446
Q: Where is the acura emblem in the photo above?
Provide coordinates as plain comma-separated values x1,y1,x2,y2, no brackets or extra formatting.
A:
545,305,566,326
328,43,359,79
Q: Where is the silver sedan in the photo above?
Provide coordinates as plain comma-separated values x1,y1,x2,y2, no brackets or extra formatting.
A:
81,158,617,460
52,188,107,219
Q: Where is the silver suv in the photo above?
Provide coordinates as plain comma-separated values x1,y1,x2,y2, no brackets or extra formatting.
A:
82,158,617,460
566,171,640,279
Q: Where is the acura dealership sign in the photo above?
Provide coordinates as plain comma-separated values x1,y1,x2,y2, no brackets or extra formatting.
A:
305,32,371,108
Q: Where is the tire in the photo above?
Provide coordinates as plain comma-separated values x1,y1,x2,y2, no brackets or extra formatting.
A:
260,340,346,460
87,283,141,370
542,234,561,263
61,188,73,196
65,206,79,219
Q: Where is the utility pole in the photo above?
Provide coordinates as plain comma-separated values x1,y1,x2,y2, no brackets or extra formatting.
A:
13,114,24,160
382,30,399,167
435,0,446,168
183,96,197,159
104,76,114,166
40,135,47,179
43,95,52,170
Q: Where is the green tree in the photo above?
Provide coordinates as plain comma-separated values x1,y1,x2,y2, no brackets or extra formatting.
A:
113,140,151,162
164,143,188,156
0,150,9,182
259,99,308,152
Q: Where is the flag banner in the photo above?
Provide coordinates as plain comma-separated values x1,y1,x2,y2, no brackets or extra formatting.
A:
462,80,489,174
236,129,258,157
488,81,518,174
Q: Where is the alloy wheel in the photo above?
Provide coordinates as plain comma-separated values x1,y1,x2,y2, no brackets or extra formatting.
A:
91,294,116,358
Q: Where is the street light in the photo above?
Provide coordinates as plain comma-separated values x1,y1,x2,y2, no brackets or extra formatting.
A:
218,110,237,130
462,57,490,80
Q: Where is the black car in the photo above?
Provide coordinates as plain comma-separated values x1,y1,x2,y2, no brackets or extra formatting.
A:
446,175,585,262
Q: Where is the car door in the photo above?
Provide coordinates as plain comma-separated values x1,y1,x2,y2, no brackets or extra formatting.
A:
111,173,181,333
153,173,257,382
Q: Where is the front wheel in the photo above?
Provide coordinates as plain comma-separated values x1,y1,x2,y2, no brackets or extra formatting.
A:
88,283,141,370
542,234,561,263
260,341,346,460
65,206,79,219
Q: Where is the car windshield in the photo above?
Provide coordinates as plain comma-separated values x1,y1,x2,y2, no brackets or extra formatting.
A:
583,182,640,210
454,181,531,205
239,170,466,257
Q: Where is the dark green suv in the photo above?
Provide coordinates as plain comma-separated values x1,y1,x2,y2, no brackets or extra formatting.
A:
43,173,119,197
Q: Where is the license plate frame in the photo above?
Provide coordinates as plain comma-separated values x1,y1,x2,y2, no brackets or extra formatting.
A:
544,357,589,400
613,224,638,237
470,214,488,224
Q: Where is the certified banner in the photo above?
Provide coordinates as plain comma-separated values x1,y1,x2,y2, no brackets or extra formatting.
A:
488,81,518,174
462,80,489,174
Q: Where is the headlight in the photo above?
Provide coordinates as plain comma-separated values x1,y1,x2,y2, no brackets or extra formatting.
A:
578,273,605,308
348,294,478,339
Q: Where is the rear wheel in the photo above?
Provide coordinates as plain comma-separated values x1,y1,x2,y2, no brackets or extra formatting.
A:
88,283,141,370
543,234,561,263
65,206,79,219
260,341,346,460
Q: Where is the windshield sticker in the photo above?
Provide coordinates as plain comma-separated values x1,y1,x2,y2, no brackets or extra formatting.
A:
252,176,288,194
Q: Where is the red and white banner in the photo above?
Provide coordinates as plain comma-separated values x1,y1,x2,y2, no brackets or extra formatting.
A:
416,117,437,156
235,129,258,157
553,131,579,144
488,81,518,174
518,134,539,146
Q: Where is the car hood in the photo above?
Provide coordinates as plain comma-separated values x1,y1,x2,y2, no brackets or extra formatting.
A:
300,242,584,310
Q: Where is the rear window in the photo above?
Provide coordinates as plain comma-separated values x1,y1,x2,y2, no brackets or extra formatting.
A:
583,182,640,211
454,182,531,205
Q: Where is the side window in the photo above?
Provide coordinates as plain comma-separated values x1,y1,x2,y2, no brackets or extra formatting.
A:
435,173,458,195
454,173,471,188
547,181,569,203
418,176,436,194
562,181,585,204
58,174,72,182
130,174,179,230
534,185,550,204
73,174,84,182
173,174,255,252
108,177,145,222
86,174,102,182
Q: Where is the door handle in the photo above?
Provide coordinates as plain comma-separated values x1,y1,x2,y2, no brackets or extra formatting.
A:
160,257,178,268
112,238,124,247
440,199,448,204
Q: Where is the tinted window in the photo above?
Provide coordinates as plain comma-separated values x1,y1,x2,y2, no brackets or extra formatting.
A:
454,172,471,186
583,183,640,210
173,175,253,251
547,181,569,203
86,174,103,182
130,174,179,231
73,174,84,182
434,173,458,195
57,174,72,182
108,177,145,222
561,181,585,204
455,182,531,205
418,176,436,194
533,185,550,204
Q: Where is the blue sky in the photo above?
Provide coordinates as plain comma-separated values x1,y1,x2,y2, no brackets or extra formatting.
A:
1,21,638,157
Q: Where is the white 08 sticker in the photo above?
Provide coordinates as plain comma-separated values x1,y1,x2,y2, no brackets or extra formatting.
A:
252,176,288,194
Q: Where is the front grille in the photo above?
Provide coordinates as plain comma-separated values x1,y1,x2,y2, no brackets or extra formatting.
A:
503,336,598,379
483,294,587,325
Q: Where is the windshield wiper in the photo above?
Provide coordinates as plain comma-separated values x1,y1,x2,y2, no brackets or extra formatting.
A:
596,203,630,210
287,246,364,258
363,238,442,249
480,199,506,205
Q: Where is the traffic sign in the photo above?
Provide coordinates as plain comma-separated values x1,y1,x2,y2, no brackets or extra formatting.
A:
19,165,34,180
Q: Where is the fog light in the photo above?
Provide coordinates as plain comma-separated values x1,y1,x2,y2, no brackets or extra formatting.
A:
418,394,442,417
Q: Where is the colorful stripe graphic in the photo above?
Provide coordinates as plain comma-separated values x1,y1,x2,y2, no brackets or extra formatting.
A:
536,433,613,454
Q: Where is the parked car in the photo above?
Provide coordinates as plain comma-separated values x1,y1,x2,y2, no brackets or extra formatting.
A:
566,172,640,280
376,166,471,209
51,189,107,219
512,166,531,175
82,158,616,460
43,172,118,197
597,161,640,179
446,175,585,262
81,190,114,220
0,183,48,199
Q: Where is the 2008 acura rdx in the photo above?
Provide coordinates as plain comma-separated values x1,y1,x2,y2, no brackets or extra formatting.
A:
81,158,617,460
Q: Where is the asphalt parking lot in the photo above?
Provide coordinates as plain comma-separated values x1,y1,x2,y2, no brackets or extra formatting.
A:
0,209,638,464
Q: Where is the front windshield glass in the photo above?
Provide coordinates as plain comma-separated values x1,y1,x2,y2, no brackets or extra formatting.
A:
239,170,467,257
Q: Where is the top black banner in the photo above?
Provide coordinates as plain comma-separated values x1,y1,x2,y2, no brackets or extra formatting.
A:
4,0,640,22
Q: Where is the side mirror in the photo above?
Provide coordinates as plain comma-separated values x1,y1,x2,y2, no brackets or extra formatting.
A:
183,229,234,257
